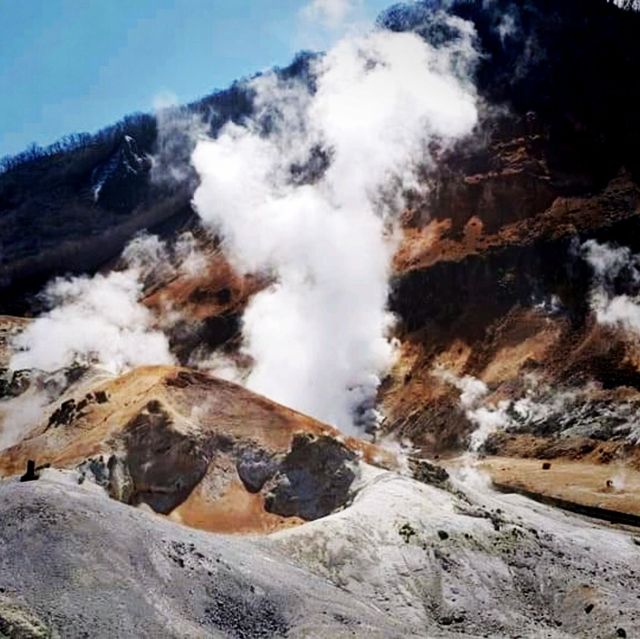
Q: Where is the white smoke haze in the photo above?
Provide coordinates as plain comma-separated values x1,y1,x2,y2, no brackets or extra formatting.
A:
611,469,628,491
594,293,640,334
10,237,175,375
173,232,209,277
151,96,207,186
124,231,209,284
582,239,634,280
120,232,175,287
0,231,217,448
0,365,107,451
582,240,640,336
188,349,248,384
374,433,416,476
433,366,489,409
434,367,582,451
466,403,512,451
301,0,363,28
0,389,49,451
192,23,479,431
297,0,370,51
434,366,509,450
534,293,562,315
497,13,517,43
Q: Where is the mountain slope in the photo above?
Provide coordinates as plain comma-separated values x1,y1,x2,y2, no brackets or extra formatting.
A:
0,365,392,534
2,2,640,637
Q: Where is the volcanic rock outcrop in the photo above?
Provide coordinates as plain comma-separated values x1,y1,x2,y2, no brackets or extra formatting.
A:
0,366,391,533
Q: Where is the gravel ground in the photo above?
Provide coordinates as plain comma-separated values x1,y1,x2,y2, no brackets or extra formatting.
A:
1,466,640,638
0,470,402,638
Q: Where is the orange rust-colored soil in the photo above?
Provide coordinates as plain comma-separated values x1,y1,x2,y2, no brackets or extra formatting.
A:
481,456,640,518
0,365,395,535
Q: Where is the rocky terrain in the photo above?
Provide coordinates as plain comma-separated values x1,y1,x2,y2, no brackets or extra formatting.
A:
0,364,397,534
3,452,640,637
1,0,640,637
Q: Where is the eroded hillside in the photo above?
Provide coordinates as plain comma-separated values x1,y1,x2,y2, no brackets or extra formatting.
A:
1,1,640,637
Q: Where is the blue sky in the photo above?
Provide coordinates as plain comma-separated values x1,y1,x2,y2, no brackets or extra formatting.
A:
0,0,392,158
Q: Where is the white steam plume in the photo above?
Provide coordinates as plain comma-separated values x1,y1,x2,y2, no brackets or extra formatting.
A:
10,235,174,375
433,367,489,409
0,389,49,450
582,239,640,336
193,23,478,431
433,367,509,450
436,366,595,451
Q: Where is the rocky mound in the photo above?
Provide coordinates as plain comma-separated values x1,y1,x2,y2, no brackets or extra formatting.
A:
0,366,393,534
0,471,401,638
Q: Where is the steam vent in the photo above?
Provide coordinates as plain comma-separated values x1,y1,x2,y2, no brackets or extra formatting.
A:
1,1,640,636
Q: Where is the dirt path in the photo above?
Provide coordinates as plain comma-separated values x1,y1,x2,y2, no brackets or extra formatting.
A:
480,456,640,521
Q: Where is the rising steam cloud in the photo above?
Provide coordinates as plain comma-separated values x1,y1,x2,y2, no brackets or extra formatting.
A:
192,21,479,431
10,235,174,375
582,239,640,335
433,366,508,451
435,366,574,451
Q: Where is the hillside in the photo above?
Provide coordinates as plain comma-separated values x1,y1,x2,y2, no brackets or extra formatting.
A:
2,1,640,637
